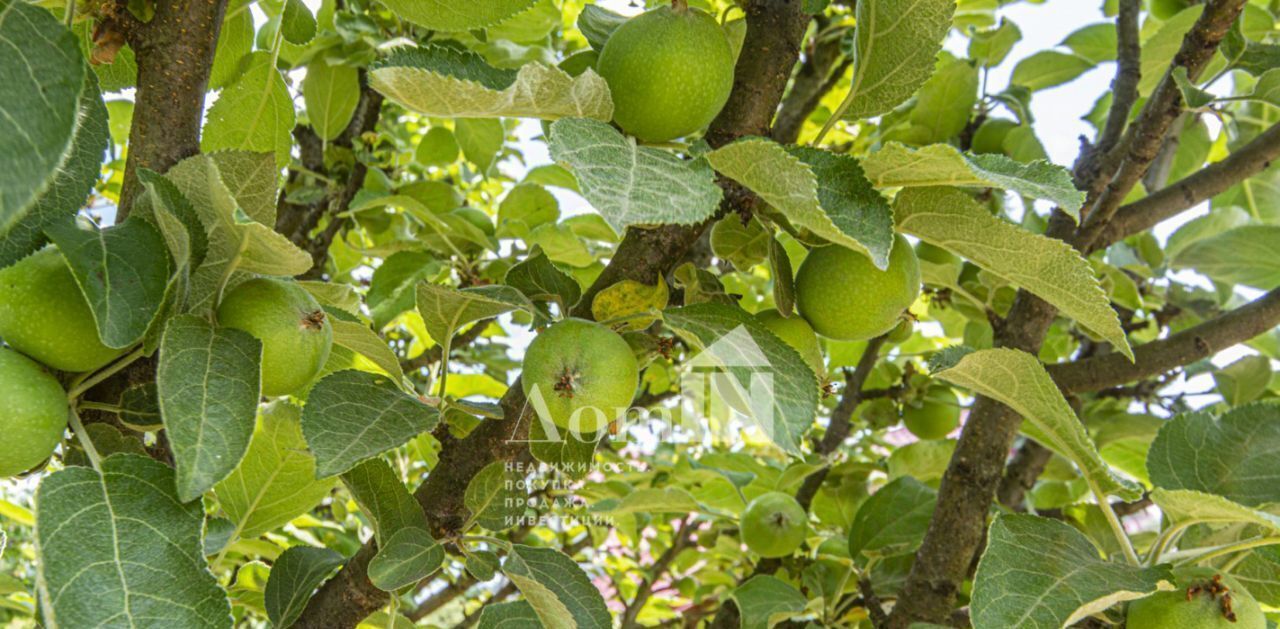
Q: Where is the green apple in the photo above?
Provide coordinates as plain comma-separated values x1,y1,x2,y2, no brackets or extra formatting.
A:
741,491,808,558
902,387,960,440
1127,567,1263,629
596,4,734,142
521,318,639,433
0,347,68,476
755,308,825,376
217,278,333,397
795,236,921,341
0,247,124,372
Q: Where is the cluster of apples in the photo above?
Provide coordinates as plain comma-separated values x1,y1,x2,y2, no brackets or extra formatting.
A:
0,247,333,477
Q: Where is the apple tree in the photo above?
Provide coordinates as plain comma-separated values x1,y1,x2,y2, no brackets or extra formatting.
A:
1,0,1279,627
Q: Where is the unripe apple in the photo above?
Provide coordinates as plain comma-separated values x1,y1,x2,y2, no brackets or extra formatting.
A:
902,387,960,440
217,278,333,397
596,4,734,142
1127,567,1263,629
795,236,921,341
0,347,68,476
521,318,639,434
741,491,807,558
754,308,824,377
0,247,124,372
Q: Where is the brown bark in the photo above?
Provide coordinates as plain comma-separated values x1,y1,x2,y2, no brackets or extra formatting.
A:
117,0,230,216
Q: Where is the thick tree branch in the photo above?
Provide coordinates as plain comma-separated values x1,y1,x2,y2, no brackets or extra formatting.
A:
117,0,230,216
1048,287,1280,394
771,19,849,144
889,4,1246,626
1094,121,1280,250
291,3,811,626
1075,0,1246,249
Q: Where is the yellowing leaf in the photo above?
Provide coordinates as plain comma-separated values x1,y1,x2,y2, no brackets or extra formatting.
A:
592,275,668,332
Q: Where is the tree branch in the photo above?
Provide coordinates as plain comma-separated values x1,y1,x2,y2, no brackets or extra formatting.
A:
291,3,811,625
888,4,1246,625
1048,287,1280,394
1093,121,1280,250
771,18,849,144
117,0,230,215
1075,0,1246,249
1094,0,1141,157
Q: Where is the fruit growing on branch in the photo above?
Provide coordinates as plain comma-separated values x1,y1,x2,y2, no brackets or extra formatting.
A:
521,318,639,433
217,278,333,397
902,386,961,440
1127,568,1264,629
755,308,825,377
741,491,808,558
0,348,68,477
596,3,734,142
795,236,921,341
0,248,124,372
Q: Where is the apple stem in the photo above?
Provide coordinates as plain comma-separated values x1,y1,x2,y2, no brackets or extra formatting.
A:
672,0,688,11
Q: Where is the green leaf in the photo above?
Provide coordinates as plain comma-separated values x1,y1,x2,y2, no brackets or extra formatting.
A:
455,118,506,173
329,317,406,383
464,461,526,531
201,52,295,168
933,348,1140,500
0,0,89,241
1172,66,1216,108
415,126,460,167
837,0,955,120
466,550,500,581
1213,354,1272,406
864,143,1085,217
416,282,532,347
368,527,444,591
166,154,312,311
215,401,337,540
504,245,582,311
528,419,597,479
210,151,280,225
903,55,980,143
303,370,439,478
1010,51,1093,91
730,575,808,629
0,72,107,269
576,5,626,50
304,58,360,141
1139,5,1204,95
478,600,541,627
1147,403,1280,506
341,458,429,545
1151,488,1280,533
972,514,1172,629
208,0,255,91
595,487,703,515
35,455,233,628
158,314,263,502
1061,22,1116,64
1248,68,1280,106
503,544,611,629
663,303,820,455
894,187,1130,358
969,19,1022,68
379,0,537,31
264,546,345,628
371,47,612,121
45,216,171,348
548,118,722,233
769,236,796,317
368,251,441,329
710,216,771,270
847,477,937,560
280,0,316,44
705,138,893,268
1172,225,1280,290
